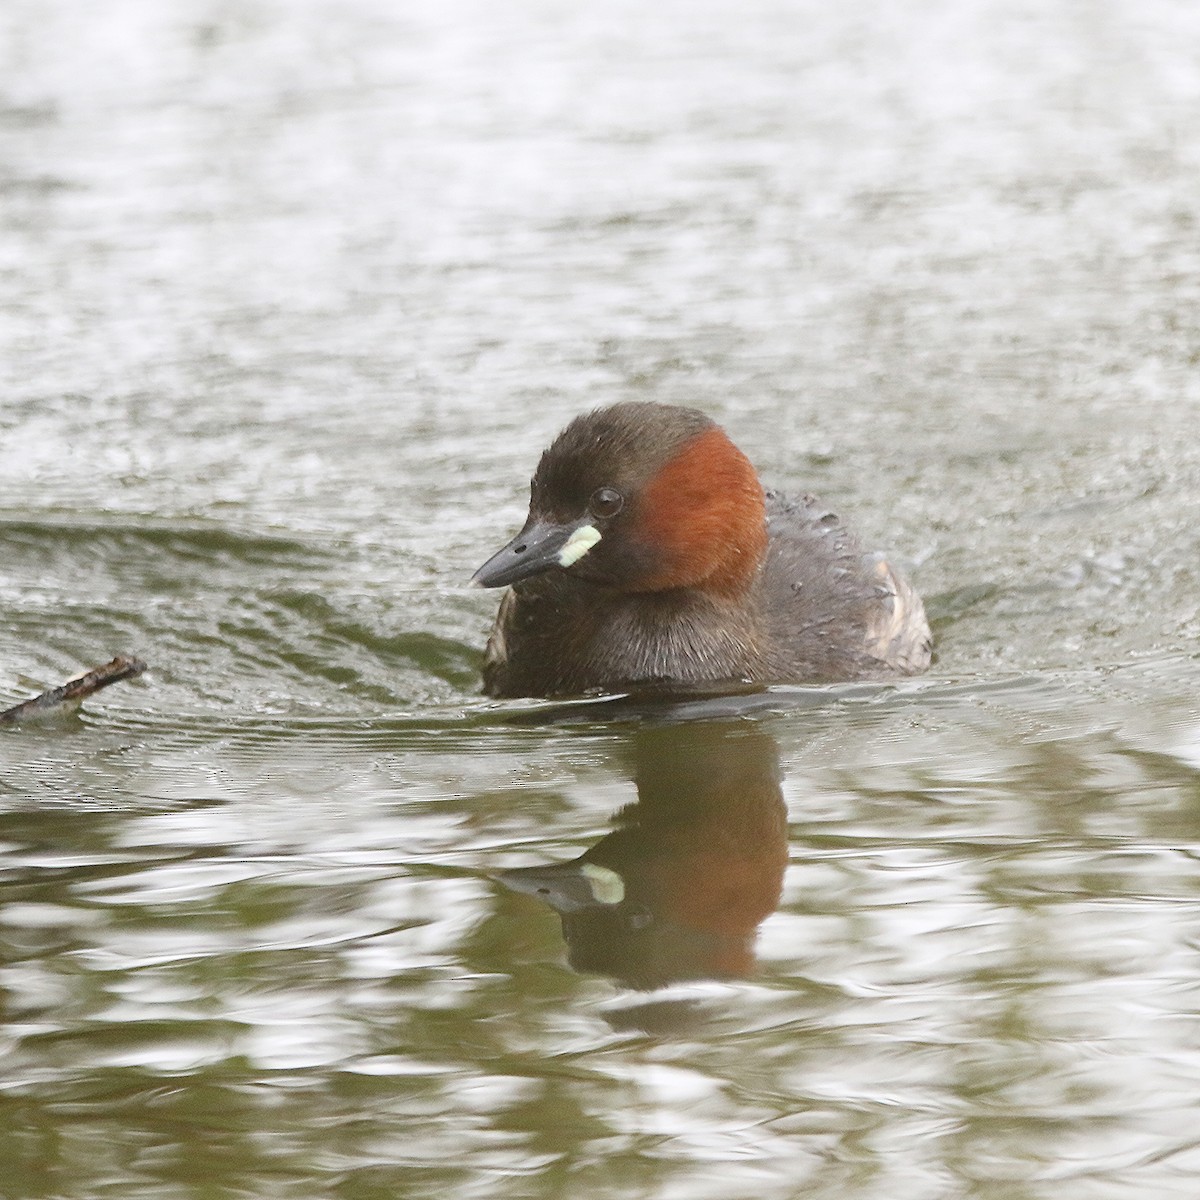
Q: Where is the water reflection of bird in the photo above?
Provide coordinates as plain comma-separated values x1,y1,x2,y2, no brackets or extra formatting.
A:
473,401,931,698
499,721,787,992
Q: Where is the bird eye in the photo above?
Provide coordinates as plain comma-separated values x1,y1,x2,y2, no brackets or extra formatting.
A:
588,486,623,519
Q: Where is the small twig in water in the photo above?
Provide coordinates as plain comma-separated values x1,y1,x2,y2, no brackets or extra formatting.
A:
0,655,148,725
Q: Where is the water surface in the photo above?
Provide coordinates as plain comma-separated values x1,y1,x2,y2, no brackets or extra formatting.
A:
3,1,1200,1196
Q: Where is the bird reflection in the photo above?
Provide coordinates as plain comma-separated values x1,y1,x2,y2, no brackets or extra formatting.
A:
499,720,787,992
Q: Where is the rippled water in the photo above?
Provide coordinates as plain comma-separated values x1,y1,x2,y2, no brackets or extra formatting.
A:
4,0,1200,1196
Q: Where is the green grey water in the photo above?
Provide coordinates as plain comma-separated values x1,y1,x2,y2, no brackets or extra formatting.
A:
3,1,1200,1196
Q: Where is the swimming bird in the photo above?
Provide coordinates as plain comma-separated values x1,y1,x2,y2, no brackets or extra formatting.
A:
472,401,931,698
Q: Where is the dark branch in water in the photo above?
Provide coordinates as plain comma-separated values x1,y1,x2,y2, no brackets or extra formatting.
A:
0,655,148,725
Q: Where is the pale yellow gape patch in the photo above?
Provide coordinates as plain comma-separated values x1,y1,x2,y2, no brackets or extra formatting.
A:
556,524,602,567
580,863,625,904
